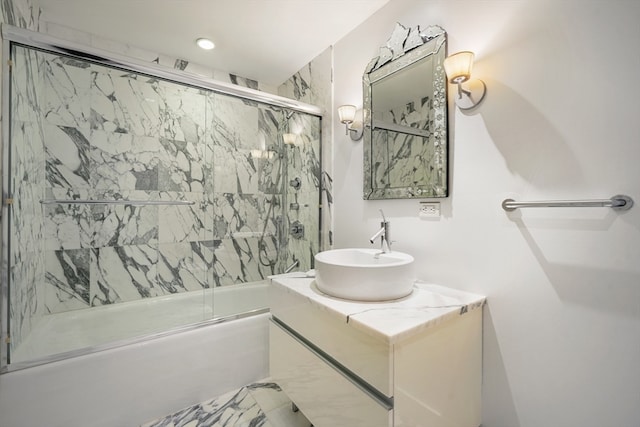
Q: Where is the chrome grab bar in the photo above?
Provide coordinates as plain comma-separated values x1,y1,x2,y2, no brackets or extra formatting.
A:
502,194,633,212
40,199,195,206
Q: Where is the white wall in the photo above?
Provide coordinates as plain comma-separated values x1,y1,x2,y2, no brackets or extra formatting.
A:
332,1,640,426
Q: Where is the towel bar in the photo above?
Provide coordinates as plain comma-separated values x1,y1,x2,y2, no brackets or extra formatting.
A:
501,195,633,212
40,199,195,206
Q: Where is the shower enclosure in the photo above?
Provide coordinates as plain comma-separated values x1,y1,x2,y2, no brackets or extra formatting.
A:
0,27,322,370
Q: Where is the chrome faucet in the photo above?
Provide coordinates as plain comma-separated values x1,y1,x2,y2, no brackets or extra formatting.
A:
369,209,391,253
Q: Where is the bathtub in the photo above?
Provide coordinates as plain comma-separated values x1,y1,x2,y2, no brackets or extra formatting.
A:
11,281,268,364
0,281,271,427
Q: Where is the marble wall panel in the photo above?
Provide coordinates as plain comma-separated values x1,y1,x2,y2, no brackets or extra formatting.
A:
90,68,162,136
10,182,45,256
212,193,278,239
224,148,261,195
1,0,40,30
43,55,91,129
44,248,90,314
255,151,283,196
212,94,260,150
44,123,91,189
157,137,208,193
155,81,207,143
207,240,240,287
212,71,278,96
282,233,317,273
11,46,46,297
90,130,164,191
157,242,209,293
43,188,92,251
10,183,45,296
232,149,260,194
9,251,43,349
90,68,205,140
282,111,321,271
10,46,45,123
211,143,240,194
11,119,46,188
211,95,266,195
92,190,160,247
277,47,331,108
8,45,47,353
157,191,211,243
278,47,332,251
241,150,277,196
90,244,159,306
256,107,284,195
210,236,278,287
210,192,281,275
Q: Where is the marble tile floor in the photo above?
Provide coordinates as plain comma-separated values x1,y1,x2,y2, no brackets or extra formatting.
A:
141,380,312,427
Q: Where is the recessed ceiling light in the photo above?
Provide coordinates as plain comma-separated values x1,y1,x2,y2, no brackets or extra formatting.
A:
196,38,215,50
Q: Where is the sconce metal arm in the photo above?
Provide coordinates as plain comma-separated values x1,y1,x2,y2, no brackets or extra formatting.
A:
456,82,472,98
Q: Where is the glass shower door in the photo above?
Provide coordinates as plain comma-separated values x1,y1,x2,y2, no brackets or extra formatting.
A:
4,44,214,365
1,39,322,369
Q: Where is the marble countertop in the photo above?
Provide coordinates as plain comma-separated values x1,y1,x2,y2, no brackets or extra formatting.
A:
269,273,486,344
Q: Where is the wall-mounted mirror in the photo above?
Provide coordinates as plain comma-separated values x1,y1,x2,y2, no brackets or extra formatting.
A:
363,24,447,199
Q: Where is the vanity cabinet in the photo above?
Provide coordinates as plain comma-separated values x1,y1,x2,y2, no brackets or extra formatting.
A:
269,276,485,427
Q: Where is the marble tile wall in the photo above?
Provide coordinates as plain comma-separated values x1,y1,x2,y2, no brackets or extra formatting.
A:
2,0,44,359
278,47,333,256
1,0,40,32
281,112,322,272
5,41,321,358
38,55,215,312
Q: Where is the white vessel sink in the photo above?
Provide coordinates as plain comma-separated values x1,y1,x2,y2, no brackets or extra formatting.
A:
314,248,415,301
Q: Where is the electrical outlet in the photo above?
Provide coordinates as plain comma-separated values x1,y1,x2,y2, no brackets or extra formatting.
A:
419,202,440,218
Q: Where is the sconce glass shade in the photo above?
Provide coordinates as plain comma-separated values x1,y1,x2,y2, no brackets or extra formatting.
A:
283,133,297,145
443,51,474,84
337,105,356,124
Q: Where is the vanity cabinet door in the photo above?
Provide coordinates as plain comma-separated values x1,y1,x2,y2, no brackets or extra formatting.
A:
394,309,483,427
270,320,392,427
270,282,393,396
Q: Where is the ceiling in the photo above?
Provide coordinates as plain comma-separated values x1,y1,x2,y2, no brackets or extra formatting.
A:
36,0,390,86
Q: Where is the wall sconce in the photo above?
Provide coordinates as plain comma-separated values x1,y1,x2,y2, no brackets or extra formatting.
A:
443,51,486,111
283,133,297,146
337,104,363,141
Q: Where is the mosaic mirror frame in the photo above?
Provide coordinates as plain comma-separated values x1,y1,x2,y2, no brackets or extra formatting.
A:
363,24,448,199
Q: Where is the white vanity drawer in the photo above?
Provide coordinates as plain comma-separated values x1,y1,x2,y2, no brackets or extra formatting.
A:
269,281,393,396
270,320,392,427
